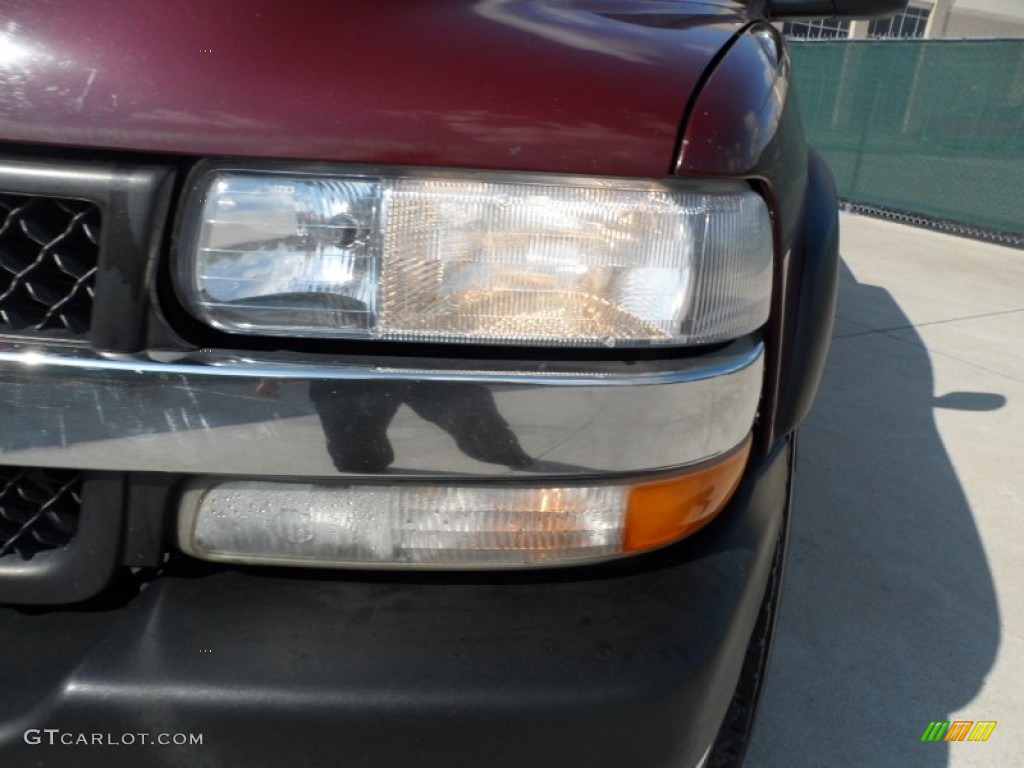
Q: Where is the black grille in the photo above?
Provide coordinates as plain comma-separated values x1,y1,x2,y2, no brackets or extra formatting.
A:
0,467,82,559
0,193,101,336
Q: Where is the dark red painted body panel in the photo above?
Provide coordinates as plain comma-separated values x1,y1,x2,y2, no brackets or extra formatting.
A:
0,0,750,177
677,23,788,176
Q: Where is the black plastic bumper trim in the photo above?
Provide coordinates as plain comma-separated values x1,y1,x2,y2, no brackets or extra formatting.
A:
0,473,123,605
0,437,793,768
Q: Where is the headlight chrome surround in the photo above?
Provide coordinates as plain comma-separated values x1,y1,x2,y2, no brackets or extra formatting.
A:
176,165,773,348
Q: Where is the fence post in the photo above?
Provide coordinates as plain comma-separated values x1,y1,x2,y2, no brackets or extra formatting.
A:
849,82,882,202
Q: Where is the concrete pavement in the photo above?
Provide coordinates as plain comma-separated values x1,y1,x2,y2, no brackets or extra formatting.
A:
746,213,1024,767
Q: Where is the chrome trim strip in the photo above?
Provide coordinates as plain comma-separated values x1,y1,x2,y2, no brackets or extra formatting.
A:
0,338,763,478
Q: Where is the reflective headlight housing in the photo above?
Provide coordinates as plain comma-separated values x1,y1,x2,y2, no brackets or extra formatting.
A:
178,168,772,347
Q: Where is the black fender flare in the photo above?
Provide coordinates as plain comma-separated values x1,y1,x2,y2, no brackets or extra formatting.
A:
773,148,840,438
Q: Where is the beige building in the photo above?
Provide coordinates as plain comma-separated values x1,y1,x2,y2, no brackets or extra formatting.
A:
925,0,1024,38
784,0,1024,38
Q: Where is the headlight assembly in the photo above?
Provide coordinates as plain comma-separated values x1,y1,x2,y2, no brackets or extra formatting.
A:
177,168,773,347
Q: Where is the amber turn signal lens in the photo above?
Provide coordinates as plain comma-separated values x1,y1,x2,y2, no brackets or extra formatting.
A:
178,435,752,570
624,437,752,553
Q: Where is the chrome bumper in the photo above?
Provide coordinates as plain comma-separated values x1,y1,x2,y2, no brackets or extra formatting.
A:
0,338,763,478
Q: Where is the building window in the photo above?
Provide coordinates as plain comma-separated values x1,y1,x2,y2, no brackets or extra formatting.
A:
783,19,852,39
868,5,931,38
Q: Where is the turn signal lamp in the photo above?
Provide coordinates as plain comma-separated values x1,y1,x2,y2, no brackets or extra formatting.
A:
178,438,750,569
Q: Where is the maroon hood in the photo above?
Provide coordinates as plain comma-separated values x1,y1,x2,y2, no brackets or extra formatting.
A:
0,0,750,177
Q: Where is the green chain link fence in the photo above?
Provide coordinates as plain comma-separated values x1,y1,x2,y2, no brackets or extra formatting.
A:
789,40,1024,243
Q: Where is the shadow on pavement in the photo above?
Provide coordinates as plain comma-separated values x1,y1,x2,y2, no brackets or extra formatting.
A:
746,260,1001,767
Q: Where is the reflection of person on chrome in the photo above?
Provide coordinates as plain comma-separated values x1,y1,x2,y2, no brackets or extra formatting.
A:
256,378,534,473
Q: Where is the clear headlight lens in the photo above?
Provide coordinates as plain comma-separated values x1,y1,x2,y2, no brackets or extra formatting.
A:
179,169,772,347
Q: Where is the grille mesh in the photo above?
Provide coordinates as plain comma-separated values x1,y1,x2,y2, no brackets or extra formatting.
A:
0,467,82,559
0,194,101,336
